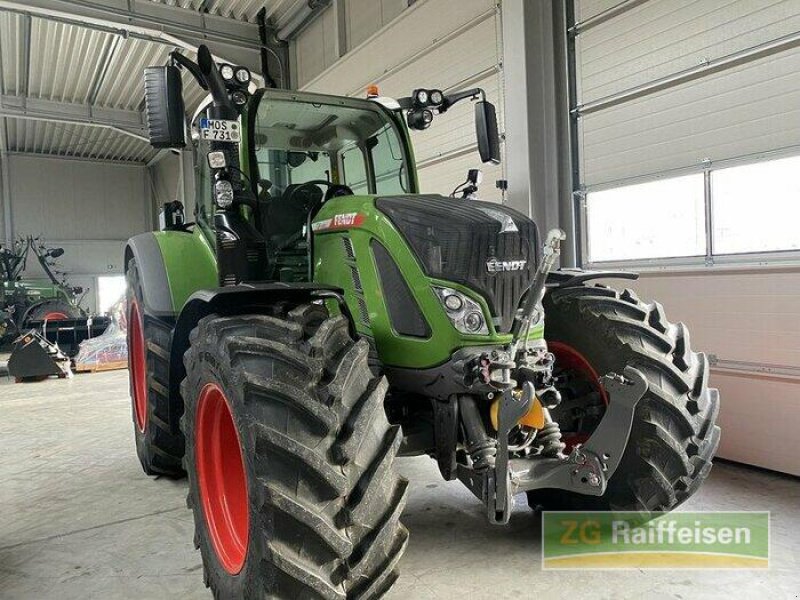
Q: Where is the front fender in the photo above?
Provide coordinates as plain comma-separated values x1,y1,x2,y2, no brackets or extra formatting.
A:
546,268,638,289
168,283,347,417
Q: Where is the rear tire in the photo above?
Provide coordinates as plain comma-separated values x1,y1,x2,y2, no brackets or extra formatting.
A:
529,284,721,513
126,258,185,477
24,299,82,325
182,306,408,599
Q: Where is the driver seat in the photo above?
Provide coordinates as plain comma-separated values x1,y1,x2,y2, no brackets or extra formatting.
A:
261,183,323,249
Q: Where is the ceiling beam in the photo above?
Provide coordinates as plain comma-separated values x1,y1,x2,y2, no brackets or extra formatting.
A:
0,0,277,73
20,15,32,97
0,94,148,142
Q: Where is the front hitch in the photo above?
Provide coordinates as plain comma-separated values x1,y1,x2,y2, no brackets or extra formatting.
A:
456,366,648,525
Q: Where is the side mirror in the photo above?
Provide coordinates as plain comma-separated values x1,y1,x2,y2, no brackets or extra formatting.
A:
48,248,65,259
143,66,186,149
475,100,500,165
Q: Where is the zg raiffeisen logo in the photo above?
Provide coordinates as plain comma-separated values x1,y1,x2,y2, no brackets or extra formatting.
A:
542,511,769,569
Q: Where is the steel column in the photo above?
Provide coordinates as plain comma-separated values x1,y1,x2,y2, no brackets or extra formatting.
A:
501,0,569,242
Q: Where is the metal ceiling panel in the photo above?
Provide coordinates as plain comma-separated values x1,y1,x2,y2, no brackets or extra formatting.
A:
0,11,24,95
28,18,114,104
147,0,302,24
3,117,157,162
0,1,277,162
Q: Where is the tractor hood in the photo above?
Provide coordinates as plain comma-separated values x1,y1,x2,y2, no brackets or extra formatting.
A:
376,194,539,332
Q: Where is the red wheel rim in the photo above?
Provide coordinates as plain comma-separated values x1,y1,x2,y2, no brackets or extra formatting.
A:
549,341,609,450
196,383,250,575
43,311,68,320
129,300,148,433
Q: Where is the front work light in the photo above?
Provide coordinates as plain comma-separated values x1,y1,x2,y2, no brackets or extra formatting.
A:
407,109,434,130
220,65,235,81
214,179,234,208
207,151,228,169
235,68,251,84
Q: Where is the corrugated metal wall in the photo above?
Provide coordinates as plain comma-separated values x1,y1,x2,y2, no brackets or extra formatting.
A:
576,0,800,186
291,0,506,201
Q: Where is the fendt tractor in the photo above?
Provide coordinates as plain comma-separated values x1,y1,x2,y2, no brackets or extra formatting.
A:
126,45,720,599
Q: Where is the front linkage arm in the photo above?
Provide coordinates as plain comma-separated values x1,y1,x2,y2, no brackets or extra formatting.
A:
458,367,648,525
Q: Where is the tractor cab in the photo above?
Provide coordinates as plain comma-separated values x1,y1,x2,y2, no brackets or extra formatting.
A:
147,46,499,286
192,88,418,282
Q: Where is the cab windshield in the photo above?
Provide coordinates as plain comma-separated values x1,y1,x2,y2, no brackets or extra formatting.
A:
252,94,412,199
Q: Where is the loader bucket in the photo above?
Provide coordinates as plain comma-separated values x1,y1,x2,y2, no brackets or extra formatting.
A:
8,330,71,381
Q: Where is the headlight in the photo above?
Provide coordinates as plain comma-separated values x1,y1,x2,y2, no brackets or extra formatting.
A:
429,89,444,105
434,286,489,335
220,65,235,81
443,293,463,311
414,89,429,105
214,179,234,208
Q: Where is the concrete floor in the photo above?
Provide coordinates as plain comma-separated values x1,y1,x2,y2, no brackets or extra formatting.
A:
1,371,799,600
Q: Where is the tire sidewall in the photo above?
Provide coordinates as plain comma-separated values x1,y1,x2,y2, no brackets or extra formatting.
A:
126,260,171,474
541,287,710,511
182,335,262,598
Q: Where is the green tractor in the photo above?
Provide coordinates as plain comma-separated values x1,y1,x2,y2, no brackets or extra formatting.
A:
127,46,720,598
1,236,85,342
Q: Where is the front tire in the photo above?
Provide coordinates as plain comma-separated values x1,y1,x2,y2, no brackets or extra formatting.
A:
529,284,721,513
182,306,408,599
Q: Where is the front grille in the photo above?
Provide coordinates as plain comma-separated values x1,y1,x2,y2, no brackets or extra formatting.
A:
376,195,538,332
342,237,356,260
349,265,363,293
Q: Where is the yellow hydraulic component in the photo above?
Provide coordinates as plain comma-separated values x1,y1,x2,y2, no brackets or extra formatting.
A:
490,390,546,431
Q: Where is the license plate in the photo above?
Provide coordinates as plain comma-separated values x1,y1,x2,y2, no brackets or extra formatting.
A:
200,119,241,143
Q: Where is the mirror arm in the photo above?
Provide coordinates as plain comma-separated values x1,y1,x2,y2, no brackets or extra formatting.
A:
170,51,209,91
439,88,485,113
396,88,487,113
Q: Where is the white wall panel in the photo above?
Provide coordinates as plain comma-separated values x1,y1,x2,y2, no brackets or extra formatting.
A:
293,5,338,89
6,155,150,279
576,0,800,186
576,0,625,21
345,0,407,50
418,150,504,201
581,44,800,185
577,0,800,103
606,269,800,475
292,0,503,200
297,0,496,94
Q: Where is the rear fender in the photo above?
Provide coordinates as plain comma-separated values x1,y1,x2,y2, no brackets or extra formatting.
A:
124,230,218,318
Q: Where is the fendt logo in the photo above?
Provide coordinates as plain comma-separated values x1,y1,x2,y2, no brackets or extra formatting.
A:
486,258,527,273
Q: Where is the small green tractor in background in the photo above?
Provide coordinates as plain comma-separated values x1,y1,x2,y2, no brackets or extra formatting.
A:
0,236,85,344
127,45,720,599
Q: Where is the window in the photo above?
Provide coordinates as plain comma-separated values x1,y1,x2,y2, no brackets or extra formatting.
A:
371,124,409,194
712,156,800,255
253,95,410,196
586,174,706,262
585,153,800,265
341,145,369,194
97,275,127,315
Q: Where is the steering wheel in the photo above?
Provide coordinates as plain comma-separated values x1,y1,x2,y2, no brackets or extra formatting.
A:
285,180,354,207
